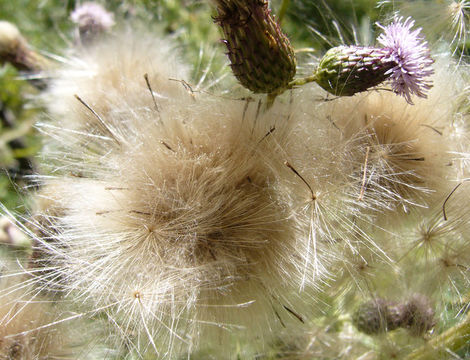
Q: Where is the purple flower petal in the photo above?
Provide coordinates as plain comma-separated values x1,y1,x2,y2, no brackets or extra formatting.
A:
377,16,434,104
71,2,115,30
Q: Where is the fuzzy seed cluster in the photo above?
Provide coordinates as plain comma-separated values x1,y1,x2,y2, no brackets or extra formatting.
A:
1,6,470,359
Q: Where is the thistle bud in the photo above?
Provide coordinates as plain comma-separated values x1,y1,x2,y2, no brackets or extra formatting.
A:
0,21,49,72
314,46,393,97
214,0,296,93
400,294,436,335
352,298,403,334
314,17,433,104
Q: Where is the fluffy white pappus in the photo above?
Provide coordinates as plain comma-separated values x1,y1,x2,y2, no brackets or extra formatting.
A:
0,256,87,359
388,192,470,303
41,30,190,147
262,323,372,360
29,24,470,358
277,91,391,272
283,56,470,309
299,57,467,217
30,35,340,355
449,83,470,181
35,31,196,184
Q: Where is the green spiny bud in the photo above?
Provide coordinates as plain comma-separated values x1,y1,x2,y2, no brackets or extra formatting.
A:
214,0,296,94
314,45,394,97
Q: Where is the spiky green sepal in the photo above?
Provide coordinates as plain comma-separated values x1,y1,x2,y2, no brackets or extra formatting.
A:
214,0,296,94
314,45,394,96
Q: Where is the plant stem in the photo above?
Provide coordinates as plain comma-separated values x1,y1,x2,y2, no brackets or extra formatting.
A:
405,313,470,360
286,74,318,89
0,101,36,179
266,73,318,109
277,0,290,25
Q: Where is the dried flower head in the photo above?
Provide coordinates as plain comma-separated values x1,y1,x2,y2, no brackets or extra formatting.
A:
31,32,331,357
377,17,434,104
0,217,30,248
0,21,22,60
400,294,436,335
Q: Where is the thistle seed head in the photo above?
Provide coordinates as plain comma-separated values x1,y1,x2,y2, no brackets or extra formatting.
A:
31,32,331,356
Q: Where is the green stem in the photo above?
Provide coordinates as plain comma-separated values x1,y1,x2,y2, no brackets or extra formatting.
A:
405,313,470,360
266,73,318,109
285,74,318,89
266,92,277,109
277,0,290,25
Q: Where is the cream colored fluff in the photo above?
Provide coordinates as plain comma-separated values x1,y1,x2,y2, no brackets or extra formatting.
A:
33,32,339,357
31,27,470,358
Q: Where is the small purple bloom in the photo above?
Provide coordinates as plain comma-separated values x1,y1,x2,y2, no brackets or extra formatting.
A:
377,17,434,104
71,2,115,29
71,2,114,44
314,16,434,102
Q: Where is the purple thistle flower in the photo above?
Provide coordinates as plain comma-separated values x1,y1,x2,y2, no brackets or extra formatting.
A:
377,16,434,104
314,16,434,104
71,2,115,44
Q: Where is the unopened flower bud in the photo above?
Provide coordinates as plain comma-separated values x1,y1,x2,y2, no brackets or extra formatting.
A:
0,21,49,72
352,298,403,334
314,46,393,97
400,294,435,335
314,17,434,104
214,0,296,93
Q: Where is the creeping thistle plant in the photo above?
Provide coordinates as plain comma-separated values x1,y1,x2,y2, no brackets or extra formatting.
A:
0,0,469,359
